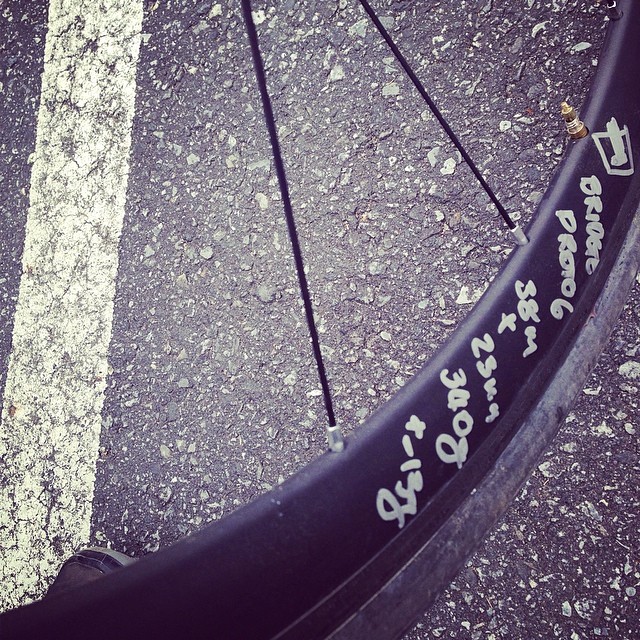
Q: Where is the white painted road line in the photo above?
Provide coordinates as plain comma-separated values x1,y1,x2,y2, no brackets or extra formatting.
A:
0,0,143,610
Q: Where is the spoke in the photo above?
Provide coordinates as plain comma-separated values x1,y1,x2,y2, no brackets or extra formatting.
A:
241,0,344,450
358,0,528,245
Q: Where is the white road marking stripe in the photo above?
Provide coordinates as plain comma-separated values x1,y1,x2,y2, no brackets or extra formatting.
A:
0,0,143,610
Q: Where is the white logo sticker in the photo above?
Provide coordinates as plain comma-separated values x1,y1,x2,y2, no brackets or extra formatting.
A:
593,117,634,176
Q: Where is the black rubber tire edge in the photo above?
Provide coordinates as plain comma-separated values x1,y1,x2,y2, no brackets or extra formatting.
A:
329,203,640,639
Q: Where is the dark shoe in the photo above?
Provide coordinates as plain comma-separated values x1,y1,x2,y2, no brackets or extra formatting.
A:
47,547,136,597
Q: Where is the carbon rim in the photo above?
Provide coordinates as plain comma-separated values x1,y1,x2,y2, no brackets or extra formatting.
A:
2,2,639,639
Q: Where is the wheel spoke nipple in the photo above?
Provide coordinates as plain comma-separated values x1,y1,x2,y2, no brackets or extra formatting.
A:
561,101,588,139
597,0,623,20
327,425,345,453
510,224,529,246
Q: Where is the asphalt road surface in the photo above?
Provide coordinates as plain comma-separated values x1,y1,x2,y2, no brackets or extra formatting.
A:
0,0,638,638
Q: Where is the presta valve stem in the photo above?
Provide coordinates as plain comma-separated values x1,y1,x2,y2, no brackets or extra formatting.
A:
561,101,588,140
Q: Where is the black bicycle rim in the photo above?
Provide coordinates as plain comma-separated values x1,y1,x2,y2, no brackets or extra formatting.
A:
1,2,639,639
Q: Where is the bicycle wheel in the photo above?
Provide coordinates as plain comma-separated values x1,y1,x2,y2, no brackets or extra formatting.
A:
1,0,638,639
